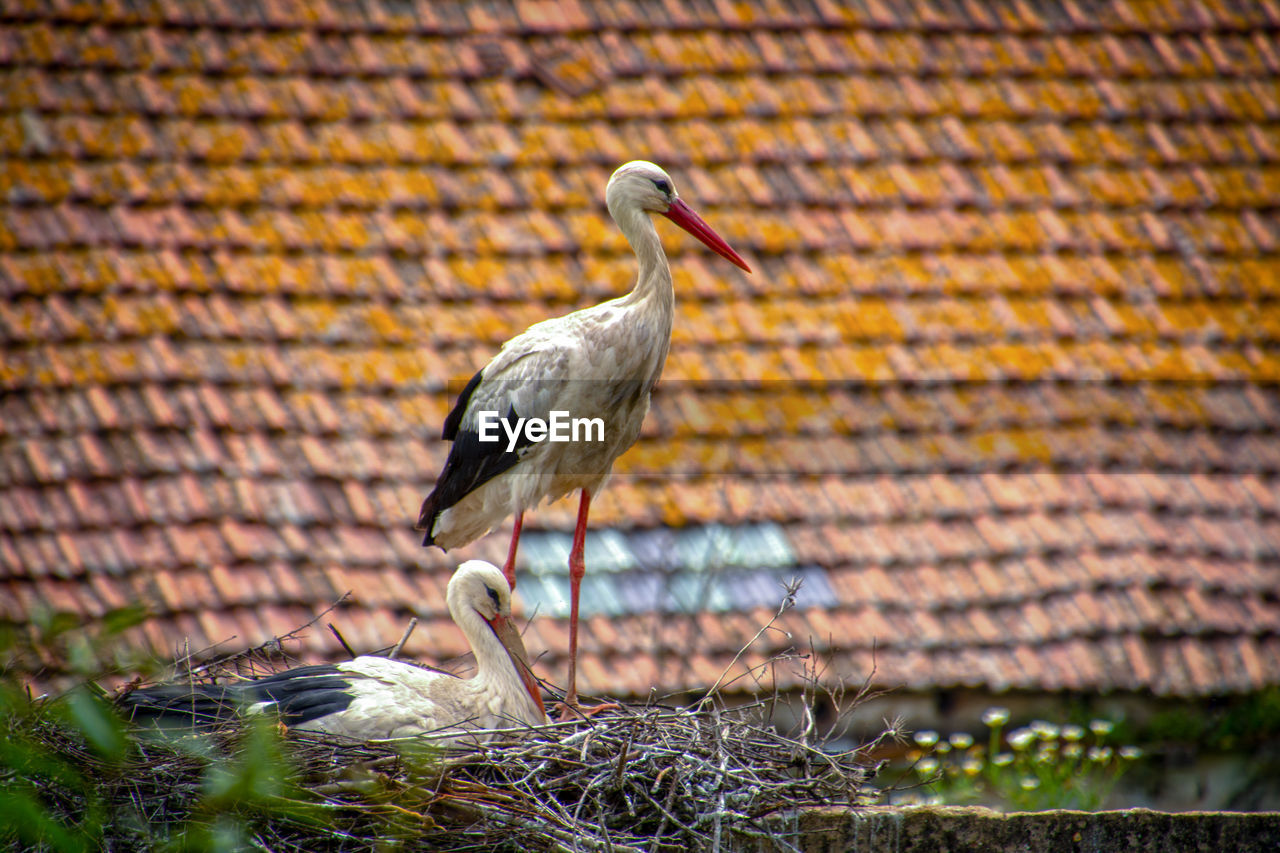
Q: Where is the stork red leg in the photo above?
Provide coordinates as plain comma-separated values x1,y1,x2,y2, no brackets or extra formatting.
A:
502,512,523,591
564,489,591,708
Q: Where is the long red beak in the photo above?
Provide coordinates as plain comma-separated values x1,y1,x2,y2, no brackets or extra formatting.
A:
662,198,751,273
487,614,546,718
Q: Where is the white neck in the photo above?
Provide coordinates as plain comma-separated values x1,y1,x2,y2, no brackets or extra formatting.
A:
457,605,539,719
612,202,674,316
457,606,505,682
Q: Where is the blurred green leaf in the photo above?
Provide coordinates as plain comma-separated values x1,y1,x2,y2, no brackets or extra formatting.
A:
0,734,86,793
0,679,33,716
200,717,314,815
395,737,445,774
0,621,20,652
101,605,150,636
67,637,100,676
63,687,129,761
34,610,82,643
0,783,92,853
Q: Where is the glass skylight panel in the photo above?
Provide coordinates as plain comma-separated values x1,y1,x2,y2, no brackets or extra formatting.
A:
790,566,838,609
512,523,828,618
664,571,730,613
586,528,638,572
514,573,569,619
519,528,639,575
672,522,794,571
613,571,665,615
519,534,572,576
627,527,682,570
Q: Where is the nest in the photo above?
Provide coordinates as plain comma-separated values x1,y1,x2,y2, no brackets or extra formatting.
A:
6,592,901,852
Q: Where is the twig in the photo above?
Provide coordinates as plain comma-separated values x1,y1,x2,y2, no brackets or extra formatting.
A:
388,616,418,660
187,592,352,677
328,623,357,659
703,577,801,700
615,718,637,785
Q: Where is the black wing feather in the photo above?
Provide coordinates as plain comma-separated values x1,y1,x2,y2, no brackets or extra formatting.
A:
441,368,485,441
119,664,357,729
242,665,357,726
117,683,237,727
418,377,537,546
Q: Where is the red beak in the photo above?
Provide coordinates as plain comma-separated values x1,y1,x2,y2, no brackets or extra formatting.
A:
487,613,546,718
662,198,751,273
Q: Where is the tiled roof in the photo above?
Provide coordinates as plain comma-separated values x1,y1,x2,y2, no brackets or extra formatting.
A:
2,0,1279,699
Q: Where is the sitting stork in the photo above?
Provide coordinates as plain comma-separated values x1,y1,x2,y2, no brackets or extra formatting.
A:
119,560,547,743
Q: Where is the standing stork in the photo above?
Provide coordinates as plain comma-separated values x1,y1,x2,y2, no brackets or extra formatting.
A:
120,561,547,743
417,161,750,708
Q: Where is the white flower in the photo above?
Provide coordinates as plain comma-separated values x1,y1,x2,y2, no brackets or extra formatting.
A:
913,730,940,747
992,752,1015,767
1062,724,1085,742
949,732,974,749
1020,776,1040,791
1088,746,1113,762
962,758,983,776
1031,720,1060,739
1063,743,1083,759
1008,727,1036,749
1119,746,1143,760
916,757,940,775
982,707,1010,727
1089,719,1114,736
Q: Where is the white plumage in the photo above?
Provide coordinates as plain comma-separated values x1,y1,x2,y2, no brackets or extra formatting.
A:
417,162,750,706
121,560,547,743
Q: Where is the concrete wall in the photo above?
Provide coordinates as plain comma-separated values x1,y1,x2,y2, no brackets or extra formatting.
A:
747,807,1280,852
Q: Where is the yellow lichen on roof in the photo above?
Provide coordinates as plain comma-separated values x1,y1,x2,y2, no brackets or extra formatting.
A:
829,346,895,381
843,298,905,341
969,428,1054,466
1,161,71,202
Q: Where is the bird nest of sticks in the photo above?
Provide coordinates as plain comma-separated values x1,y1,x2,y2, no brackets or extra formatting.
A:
7,595,901,852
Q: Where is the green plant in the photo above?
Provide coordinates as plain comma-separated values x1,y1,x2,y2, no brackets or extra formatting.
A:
0,609,330,852
904,707,1143,810
1142,687,1280,751
0,607,146,851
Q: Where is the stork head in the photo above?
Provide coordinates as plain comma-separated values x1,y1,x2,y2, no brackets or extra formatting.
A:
450,559,513,622
607,160,682,214
450,560,546,716
606,161,751,272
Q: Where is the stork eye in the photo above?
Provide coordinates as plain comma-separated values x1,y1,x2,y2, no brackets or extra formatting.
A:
485,586,501,606
651,178,671,195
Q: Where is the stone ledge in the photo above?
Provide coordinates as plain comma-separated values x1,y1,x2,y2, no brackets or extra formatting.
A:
747,806,1280,852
